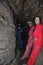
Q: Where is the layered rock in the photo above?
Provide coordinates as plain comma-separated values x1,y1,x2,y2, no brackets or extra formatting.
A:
0,2,16,65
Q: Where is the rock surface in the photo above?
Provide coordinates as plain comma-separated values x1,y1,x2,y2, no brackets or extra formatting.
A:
8,0,43,24
0,2,16,65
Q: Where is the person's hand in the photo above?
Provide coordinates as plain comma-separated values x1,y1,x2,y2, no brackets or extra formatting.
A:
34,37,38,41
30,36,32,38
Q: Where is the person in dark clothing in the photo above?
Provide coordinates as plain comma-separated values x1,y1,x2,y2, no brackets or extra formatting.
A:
16,23,27,60
17,24,27,49
22,23,29,50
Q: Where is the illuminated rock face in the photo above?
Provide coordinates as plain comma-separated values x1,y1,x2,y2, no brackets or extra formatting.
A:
0,2,16,65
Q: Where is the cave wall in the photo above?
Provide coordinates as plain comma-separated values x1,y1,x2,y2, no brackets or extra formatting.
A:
0,1,16,65
8,0,43,24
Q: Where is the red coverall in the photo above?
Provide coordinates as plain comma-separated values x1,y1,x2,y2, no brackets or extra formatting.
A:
42,25,43,45
22,26,35,58
27,23,42,65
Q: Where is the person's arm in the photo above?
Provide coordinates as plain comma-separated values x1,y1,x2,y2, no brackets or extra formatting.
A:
20,26,27,33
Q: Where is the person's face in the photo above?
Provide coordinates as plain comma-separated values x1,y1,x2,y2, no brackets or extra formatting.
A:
29,22,33,27
27,21,33,27
35,17,40,25
18,24,20,29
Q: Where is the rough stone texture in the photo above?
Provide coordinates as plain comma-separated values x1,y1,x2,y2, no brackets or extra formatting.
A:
0,2,16,65
8,0,43,24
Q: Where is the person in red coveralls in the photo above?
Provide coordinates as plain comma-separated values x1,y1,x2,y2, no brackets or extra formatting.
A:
20,21,35,60
27,16,42,65
42,25,43,45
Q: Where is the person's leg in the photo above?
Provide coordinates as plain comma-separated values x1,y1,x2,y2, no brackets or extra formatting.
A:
27,45,42,65
23,42,33,57
19,37,23,49
20,42,33,60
